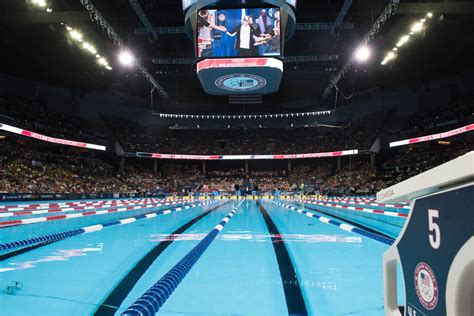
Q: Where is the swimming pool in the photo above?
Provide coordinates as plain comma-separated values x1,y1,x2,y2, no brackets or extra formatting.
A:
0,197,406,315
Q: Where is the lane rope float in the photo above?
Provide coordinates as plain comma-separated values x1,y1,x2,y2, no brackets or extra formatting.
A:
121,200,244,316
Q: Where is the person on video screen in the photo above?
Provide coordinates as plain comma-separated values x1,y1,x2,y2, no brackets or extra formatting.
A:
228,15,259,57
197,10,227,57
255,9,273,36
213,12,234,57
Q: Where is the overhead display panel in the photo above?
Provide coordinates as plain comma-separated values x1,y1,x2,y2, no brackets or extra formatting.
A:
183,0,297,11
197,8,281,58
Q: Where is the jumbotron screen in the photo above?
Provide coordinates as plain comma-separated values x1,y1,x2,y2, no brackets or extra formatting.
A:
197,8,281,58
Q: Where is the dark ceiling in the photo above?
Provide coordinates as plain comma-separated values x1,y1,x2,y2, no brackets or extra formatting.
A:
0,0,473,114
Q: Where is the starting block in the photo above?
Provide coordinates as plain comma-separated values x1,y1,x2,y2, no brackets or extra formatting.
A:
379,151,473,316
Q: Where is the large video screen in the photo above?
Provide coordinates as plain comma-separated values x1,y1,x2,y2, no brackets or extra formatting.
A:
197,8,281,58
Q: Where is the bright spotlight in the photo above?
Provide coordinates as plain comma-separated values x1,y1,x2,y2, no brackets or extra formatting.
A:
32,0,47,7
354,45,371,62
396,35,410,47
118,51,135,66
411,22,424,33
98,57,108,66
69,30,83,42
427,12,433,18
386,52,396,60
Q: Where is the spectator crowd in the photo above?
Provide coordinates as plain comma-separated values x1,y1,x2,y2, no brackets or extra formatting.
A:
0,95,472,196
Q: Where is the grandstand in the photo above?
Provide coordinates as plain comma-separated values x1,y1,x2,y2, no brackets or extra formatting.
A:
0,1,472,316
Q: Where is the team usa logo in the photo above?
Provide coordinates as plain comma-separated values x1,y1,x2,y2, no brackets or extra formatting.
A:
215,74,267,92
414,262,439,310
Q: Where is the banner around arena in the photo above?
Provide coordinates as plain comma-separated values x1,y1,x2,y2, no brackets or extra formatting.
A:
0,123,106,151
389,123,474,148
136,149,358,160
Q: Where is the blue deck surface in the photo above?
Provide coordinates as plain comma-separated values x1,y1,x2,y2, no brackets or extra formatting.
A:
0,198,405,315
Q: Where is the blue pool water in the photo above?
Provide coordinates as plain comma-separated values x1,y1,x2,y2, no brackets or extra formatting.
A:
0,198,405,315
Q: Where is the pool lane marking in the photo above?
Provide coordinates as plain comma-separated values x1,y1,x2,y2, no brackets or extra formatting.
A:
121,200,244,316
292,199,408,218
0,200,186,228
0,200,220,257
273,201,394,246
94,202,231,316
0,199,172,218
0,198,186,215
0,198,167,212
304,197,410,210
257,201,308,316
294,202,396,238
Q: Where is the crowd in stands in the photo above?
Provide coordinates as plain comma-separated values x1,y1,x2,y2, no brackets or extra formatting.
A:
0,95,472,196
0,139,471,196
0,96,107,145
388,97,473,142
106,111,389,155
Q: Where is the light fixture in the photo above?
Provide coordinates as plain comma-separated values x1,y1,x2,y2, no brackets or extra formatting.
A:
46,8,52,12
354,45,371,62
427,12,433,18
396,35,410,47
69,30,83,42
98,57,108,66
32,0,47,7
118,51,135,66
411,22,424,33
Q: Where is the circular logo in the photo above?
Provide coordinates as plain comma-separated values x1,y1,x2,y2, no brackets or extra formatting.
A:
215,74,266,92
414,262,439,310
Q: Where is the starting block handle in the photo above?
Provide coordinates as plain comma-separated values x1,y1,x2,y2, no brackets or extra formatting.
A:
383,246,402,316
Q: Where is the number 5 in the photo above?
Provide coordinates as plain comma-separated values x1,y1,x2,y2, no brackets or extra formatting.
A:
428,209,440,249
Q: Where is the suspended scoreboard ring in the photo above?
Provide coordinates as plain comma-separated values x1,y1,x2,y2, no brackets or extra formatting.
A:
183,0,297,95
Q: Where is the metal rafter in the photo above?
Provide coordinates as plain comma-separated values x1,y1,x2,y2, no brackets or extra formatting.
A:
331,0,353,34
323,0,400,98
78,0,168,99
128,0,159,41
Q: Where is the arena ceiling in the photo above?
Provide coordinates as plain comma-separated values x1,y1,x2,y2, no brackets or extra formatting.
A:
0,0,473,114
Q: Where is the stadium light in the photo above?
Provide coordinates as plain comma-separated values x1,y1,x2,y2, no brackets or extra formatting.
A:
119,51,135,66
411,22,424,33
396,35,410,47
82,42,97,54
98,57,108,66
69,30,83,42
354,45,371,62
32,0,47,7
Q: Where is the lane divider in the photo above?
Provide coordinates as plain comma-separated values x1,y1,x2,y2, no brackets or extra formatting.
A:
0,199,175,218
272,201,394,246
0,198,170,212
121,200,244,316
0,200,188,228
307,197,409,209
290,199,408,218
0,200,220,254
326,197,376,202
